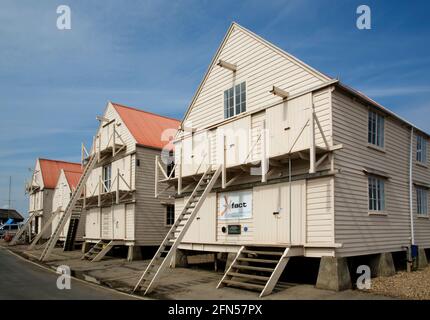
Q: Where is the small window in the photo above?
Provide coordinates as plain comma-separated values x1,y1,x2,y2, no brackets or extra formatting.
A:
166,204,175,226
368,110,384,147
102,164,112,192
368,176,385,211
416,135,427,164
417,187,428,216
166,151,175,177
224,82,246,119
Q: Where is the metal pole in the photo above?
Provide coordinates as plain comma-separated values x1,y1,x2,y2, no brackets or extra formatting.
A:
8,176,11,219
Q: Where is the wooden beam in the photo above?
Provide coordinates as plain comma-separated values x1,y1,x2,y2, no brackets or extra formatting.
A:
261,121,267,183
96,115,109,122
314,115,329,149
222,135,226,188
217,59,237,72
155,156,159,198
309,105,316,174
315,153,329,169
269,86,289,99
116,169,120,204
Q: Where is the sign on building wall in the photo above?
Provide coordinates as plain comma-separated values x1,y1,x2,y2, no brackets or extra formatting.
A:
217,190,252,220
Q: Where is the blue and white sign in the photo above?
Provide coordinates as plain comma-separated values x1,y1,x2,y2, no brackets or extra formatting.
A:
217,190,252,220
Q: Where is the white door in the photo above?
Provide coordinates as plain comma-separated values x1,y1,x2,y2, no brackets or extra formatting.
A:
86,208,100,239
198,193,216,243
113,205,125,239
254,181,306,244
101,207,112,239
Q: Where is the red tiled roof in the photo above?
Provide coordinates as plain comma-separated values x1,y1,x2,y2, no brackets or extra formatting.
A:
63,169,83,191
112,102,180,150
38,159,81,189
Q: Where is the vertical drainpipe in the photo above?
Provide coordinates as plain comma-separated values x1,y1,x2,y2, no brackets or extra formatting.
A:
409,126,415,246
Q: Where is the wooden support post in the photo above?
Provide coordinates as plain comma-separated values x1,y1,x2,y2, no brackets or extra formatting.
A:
261,121,267,183
222,135,226,189
98,175,101,207
113,126,116,156
178,147,182,195
81,143,84,166
309,104,316,174
83,185,86,209
329,152,334,172
155,156,159,198
116,169,120,204
97,134,101,162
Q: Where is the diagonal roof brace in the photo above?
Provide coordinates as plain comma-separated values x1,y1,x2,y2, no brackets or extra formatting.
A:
217,59,237,72
270,86,289,99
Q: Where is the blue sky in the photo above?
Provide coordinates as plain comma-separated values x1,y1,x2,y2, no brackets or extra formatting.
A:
1,0,429,216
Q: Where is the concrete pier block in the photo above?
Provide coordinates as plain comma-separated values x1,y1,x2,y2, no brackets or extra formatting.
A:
418,248,428,269
224,252,237,272
174,249,188,267
127,246,142,262
316,257,351,291
370,252,396,277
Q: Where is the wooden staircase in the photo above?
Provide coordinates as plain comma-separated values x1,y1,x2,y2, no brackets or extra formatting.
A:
82,239,119,262
133,165,222,295
63,207,83,251
28,209,61,250
39,154,98,261
9,212,37,245
217,245,303,297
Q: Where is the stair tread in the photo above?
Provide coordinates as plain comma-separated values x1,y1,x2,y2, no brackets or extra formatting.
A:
233,265,275,272
227,272,270,281
222,279,265,290
242,250,283,256
237,257,279,264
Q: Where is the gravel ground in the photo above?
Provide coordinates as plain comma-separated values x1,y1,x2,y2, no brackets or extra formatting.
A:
368,266,430,299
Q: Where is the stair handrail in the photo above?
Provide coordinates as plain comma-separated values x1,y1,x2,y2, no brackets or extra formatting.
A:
133,164,221,293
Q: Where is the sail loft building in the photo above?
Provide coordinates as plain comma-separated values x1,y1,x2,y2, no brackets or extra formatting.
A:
142,22,430,295
79,102,180,262
26,158,82,240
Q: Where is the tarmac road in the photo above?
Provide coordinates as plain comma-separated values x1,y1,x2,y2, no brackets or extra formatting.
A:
0,247,139,300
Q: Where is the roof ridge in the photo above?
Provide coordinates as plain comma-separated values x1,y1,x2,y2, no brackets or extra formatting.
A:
39,158,81,165
111,102,180,122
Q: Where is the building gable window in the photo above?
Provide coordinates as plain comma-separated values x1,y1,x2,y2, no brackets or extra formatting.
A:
102,164,112,192
368,110,384,148
166,204,175,226
368,176,385,211
224,82,246,119
416,187,428,216
416,135,427,164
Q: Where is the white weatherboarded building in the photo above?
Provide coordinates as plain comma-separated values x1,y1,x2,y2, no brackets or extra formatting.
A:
139,23,429,295
26,159,82,240
80,102,180,262
51,169,84,242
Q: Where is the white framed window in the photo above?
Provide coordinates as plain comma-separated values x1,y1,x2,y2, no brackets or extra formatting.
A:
368,110,384,148
416,135,427,164
102,164,112,192
417,187,428,216
368,176,385,211
166,204,175,226
224,82,246,119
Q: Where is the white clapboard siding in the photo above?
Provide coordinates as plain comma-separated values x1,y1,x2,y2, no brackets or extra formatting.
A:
332,89,430,256
134,146,172,246
183,24,327,131
85,207,101,239
306,177,334,244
